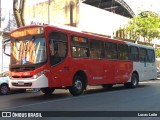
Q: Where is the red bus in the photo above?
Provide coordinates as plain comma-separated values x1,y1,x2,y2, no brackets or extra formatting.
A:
8,25,157,96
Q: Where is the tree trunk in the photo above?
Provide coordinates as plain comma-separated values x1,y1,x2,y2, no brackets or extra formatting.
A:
13,0,26,27
20,0,26,26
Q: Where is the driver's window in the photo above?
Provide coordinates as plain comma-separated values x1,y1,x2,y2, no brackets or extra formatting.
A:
49,31,68,66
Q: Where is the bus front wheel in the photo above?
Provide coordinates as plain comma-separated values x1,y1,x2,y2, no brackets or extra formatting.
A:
41,87,55,95
0,84,10,95
69,75,85,96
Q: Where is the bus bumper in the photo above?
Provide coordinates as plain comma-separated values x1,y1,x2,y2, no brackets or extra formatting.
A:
9,74,48,89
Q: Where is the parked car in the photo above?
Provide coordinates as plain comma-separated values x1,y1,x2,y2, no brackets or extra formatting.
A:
157,67,160,79
0,71,26,95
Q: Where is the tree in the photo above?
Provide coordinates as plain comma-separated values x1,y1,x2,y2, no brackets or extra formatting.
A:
126,11,160,43
13,0,26,27
4,13,17,32
156,48,160,58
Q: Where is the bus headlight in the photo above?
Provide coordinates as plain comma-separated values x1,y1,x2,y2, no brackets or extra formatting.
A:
33,69,50,79
33,71,43,79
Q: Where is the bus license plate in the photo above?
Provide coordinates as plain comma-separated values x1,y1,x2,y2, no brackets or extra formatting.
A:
18,81,24,86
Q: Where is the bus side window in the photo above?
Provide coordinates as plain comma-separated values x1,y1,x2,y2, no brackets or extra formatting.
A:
49,40,55,56
129,46,139,61
49,31,68,66
108,42,117,59
105,42,111,59
71,36,89,58
147,49,155,63
118,44,129,60
90,39,104,59
139,48,147,62
72,46,77,57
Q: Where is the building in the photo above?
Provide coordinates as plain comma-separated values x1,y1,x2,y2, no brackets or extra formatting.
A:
0,0,159,73
24,0,133,37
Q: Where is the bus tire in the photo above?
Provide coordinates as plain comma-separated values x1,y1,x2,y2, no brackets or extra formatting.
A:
124,73,139,88
102,84,113,89
130,73,139,88
124,83,130,88
41,87,55,95
69,75,84,96
0,84,10,95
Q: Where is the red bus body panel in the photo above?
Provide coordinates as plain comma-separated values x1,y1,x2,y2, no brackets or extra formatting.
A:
43,26,133,87
9,25,133,89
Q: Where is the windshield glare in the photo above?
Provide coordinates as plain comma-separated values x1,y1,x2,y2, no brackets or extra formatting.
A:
11,37,47,65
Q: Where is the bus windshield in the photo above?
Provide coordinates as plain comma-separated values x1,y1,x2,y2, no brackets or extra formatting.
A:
10,36,47,65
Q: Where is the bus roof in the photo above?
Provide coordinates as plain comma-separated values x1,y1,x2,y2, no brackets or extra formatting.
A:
11,24,155,49
44,25,126,44
125,41,154,50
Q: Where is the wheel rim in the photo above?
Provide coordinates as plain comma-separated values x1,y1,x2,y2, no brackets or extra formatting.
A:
1,85,8,94
132,75,137,86
74,80,83,91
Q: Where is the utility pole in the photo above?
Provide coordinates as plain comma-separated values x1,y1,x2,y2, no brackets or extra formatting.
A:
0,0,1,28
111,0,115,39
48,0,50,25
0,0,2,73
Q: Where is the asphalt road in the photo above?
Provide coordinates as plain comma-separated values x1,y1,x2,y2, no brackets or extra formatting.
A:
1,79,160,120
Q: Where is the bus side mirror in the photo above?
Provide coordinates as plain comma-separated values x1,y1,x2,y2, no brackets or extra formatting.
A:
3,39,10,56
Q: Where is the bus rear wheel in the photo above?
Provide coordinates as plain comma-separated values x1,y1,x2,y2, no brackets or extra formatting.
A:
41,87,55,95
69,75,85,96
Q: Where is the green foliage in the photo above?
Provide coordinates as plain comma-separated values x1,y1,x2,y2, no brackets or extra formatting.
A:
156,48,160,58
126,11,160,43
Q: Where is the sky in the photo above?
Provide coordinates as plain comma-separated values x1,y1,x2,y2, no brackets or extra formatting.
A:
2,0,160,14
124,0,160,14
1,0,160,29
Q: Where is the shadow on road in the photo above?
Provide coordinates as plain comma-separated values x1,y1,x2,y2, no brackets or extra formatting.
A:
84,84,150,95
0,83,153,111
16,84,150,102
